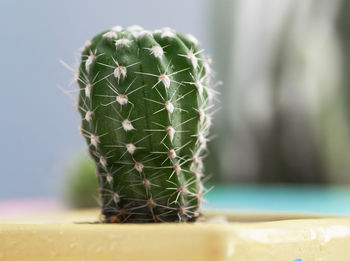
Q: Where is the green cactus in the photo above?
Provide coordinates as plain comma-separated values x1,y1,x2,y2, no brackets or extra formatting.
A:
63,151,99,209
77,25,215,223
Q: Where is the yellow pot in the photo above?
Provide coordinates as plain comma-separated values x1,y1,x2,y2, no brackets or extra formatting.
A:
1,209,350,261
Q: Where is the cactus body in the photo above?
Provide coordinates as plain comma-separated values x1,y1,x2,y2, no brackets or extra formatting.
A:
77,26,214,223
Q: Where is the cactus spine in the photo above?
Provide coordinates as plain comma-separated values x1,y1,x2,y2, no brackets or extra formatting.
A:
77,25,214,223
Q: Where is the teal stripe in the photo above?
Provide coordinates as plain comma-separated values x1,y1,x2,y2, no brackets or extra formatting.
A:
205,184,350,215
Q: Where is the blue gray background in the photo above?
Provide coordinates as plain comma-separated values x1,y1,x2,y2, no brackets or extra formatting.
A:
0,0,211,198
2,0,350,200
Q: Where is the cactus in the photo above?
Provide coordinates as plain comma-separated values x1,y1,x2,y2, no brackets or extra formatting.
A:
63,152,99,209
77,25,215,223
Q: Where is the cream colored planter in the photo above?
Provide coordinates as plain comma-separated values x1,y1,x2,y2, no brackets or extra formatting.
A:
1,209,350,261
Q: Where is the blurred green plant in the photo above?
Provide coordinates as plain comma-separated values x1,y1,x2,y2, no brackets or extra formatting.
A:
210,0,350,184
62,151,99,209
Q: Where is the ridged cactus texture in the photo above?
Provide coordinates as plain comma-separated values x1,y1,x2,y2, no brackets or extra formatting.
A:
77,25,215,223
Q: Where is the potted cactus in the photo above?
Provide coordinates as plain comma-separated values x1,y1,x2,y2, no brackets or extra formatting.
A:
77,25,214,223
1,26,350,261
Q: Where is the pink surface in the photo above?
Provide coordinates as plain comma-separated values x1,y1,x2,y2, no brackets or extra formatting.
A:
0,197,63,217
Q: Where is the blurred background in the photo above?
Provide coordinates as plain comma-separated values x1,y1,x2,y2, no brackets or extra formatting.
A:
1,0,350,213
